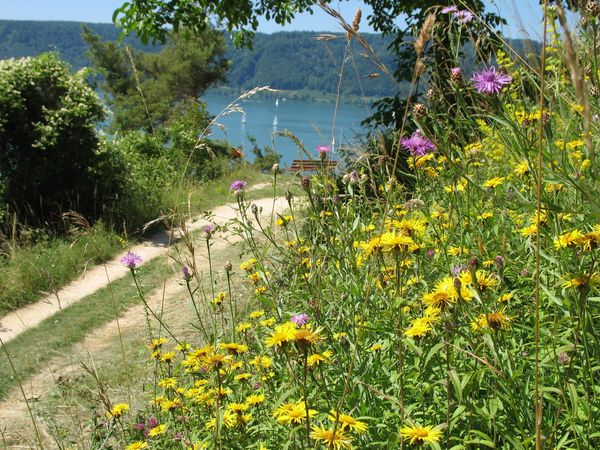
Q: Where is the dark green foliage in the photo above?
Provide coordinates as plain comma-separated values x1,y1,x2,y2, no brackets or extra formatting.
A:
0,53,112,225
247,134,281,171
83,27,229,133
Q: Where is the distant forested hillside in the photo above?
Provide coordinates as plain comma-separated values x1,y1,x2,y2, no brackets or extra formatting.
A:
0,20,397,97
0,20,157,68
225,31,398,97
0,20,539,98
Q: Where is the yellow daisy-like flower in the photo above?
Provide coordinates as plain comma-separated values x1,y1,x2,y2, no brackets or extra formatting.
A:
520,224,538,237
328,410,368,433
392,217,428,237
422,276,462,309
159,398,181,412
158,377,177,389
294,326,323,347
260,317,277,327
483,177,505,189
255,286,267,294
561,272,600,289
249,310,265,319
248,272,261,284
477,212,493,221
227,402,249,413
125,442,148,450
205,412,237,430
235,373,252,381
514,161,530,176
240,258,257,272
471,310,512,331
106,403,129,419
265,322,297,347
147,424,167,437
553,229,585,250
276,215,293,227
149,337,168,349
273,400,317,425
236,322,252,333
310,425,353,449
160,351,176,363
380,232,420,253
458,270,498,291
307,350,333,367
201,352,233,369
404,319,432,338
400,424,443,445
250,355,273,369
219,342,249,355
212,291,227,306
370,343,384,352
245,393,266,406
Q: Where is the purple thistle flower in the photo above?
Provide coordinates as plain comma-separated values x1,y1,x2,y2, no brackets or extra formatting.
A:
400,130,436,157
203,224,216,238
182,266,192,282
290,313,309,327
230,179,247,192
454,10,474,23
316,144,331,160
471,67,512,94
441,5,458,13
147,418,158,428
451,264,466,276
121,251,142,269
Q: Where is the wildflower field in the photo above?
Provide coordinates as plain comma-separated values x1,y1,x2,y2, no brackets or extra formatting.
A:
16,3,600,450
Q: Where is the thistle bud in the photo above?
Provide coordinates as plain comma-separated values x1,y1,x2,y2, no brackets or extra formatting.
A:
412,103,426,119
468,256,479,270
587,1,600,17
301,176,310,191
450,67,462,83
224,261,233,272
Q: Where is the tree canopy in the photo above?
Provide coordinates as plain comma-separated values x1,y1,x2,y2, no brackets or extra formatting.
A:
83,26,229,132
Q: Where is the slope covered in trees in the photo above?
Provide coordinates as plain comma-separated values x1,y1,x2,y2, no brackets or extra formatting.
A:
0,20,541,99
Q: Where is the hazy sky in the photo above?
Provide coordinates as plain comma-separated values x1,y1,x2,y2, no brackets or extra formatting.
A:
0,1,572,40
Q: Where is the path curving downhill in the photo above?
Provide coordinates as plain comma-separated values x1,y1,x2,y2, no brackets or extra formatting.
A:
0,196,288,344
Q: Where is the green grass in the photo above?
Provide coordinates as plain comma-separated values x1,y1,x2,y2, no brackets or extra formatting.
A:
0,224,122,316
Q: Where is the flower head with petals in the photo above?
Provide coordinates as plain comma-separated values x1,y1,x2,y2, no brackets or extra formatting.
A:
471,67,511,94
401,131,436,157
290,313,309,327
121,252,142,269
230,180,247,192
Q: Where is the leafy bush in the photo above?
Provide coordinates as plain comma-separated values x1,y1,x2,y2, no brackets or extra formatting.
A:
0,53,112,226
248,134,281,171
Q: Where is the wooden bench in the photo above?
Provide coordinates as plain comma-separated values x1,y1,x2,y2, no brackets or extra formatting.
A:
289,159,338,172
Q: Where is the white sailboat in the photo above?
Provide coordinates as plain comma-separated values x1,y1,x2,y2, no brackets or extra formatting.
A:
272,98,279,128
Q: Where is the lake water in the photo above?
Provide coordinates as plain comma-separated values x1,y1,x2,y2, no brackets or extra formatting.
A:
202,92,373,167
